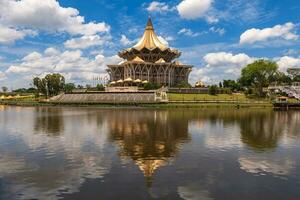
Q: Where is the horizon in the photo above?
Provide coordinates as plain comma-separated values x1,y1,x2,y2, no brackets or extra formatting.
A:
0,0,300,89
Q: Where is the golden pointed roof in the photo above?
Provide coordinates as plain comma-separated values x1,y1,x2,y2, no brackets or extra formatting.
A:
132,18,168,51
155,58,166,64
132,56,145,63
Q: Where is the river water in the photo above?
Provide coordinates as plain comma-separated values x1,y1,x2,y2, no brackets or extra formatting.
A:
0,105,300,200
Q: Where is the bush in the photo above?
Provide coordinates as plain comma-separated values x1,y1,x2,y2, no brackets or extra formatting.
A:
209,85,218,95
64,83,76,93
143,83,161,90
96,84,105,91
174,81,192,88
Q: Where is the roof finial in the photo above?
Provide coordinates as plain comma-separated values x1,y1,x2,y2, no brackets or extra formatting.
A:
146,16,154,30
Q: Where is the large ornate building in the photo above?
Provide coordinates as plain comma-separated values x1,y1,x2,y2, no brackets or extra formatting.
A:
107,18,193,87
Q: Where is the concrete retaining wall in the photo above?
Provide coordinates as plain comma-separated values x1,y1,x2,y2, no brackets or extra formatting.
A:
50,92,167,104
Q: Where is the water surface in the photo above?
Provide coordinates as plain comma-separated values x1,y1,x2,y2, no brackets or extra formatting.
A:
0,106,300,199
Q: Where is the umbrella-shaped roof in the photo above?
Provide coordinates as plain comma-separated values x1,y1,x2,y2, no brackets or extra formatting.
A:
124,77,133,82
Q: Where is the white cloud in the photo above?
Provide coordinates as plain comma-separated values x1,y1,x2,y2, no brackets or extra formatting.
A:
178,28,201,37
240,22,299,45
0,71,7,80
0,25,36,44
239,155,295,176
276,56,300,72
203,52,254,68
5,47,122,83
190,52,256,84
177,0,213,20
147,1,173,13
120,35,134,46
64,35,108,49
0,0,110,43
209,27,225,36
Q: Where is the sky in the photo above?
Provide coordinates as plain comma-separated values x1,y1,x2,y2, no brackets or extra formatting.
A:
0,0,300,89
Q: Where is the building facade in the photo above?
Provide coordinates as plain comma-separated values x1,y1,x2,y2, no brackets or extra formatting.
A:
107,18,193,87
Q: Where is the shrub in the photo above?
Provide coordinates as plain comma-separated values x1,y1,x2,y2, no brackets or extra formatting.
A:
209,85,218,95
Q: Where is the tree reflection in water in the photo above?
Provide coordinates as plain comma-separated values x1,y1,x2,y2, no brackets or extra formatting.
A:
34,107,65,136
1,107,300,199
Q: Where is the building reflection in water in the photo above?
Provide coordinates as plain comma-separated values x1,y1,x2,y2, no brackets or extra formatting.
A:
1,106,300,199
107,109,191,186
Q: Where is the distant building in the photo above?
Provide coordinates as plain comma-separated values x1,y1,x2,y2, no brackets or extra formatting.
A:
107,18,193,87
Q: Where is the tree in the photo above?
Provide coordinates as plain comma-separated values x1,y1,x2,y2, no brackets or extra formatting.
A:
209,85,218,95
44,73,65,96
287,68,300,82
143,83,161,90
96,84,105,91
64,83,76,93
239,60,278,97
1,86,8,93
175,81,192,88
223,80,240,92
33,77,46,96
33,73,65,97
219,82,223,88
271,71,292,85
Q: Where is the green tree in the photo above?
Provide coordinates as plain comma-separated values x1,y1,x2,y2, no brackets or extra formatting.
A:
143,83,161,90
64,83,76,93
271,71,292,85
1,86,8,93
96,84,105,91
175,81,192,88
239,60,278,97
44,73,65,96
33,77,46,96
219,82,223,88
223,80,240,91
287,69,300,82
33,73,65,97
208,85,218,95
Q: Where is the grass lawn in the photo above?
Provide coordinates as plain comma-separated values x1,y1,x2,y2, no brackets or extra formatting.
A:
168,93,269,102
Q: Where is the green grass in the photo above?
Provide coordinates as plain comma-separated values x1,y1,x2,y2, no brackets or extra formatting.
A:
167,93,268,102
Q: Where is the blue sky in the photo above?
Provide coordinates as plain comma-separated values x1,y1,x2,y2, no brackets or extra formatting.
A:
0,0,300,89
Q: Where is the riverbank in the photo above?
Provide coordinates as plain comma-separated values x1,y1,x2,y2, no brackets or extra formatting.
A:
0,93,275,108
0,100,273,108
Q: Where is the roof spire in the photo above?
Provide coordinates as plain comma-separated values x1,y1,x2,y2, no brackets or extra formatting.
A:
146,17,154,30
131,17,168,51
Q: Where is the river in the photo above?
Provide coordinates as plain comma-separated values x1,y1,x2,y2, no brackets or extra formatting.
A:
0,106,300,199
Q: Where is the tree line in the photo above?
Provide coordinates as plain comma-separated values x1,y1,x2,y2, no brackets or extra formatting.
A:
3,59,299,98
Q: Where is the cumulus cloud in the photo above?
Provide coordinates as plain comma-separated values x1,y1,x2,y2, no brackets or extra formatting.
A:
120,35,134,46
177,0,213,20
64,35,108,49
0,0,110,43
190,52,256,84
5,48,122,83
239,155,295,176
0,71,7,80
240,22,299,45
0,25,37,44
178,28,201,37
276,56,300,72
147,1,173,13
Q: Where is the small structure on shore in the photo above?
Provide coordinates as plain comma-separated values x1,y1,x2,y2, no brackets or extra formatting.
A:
268,82,300,100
